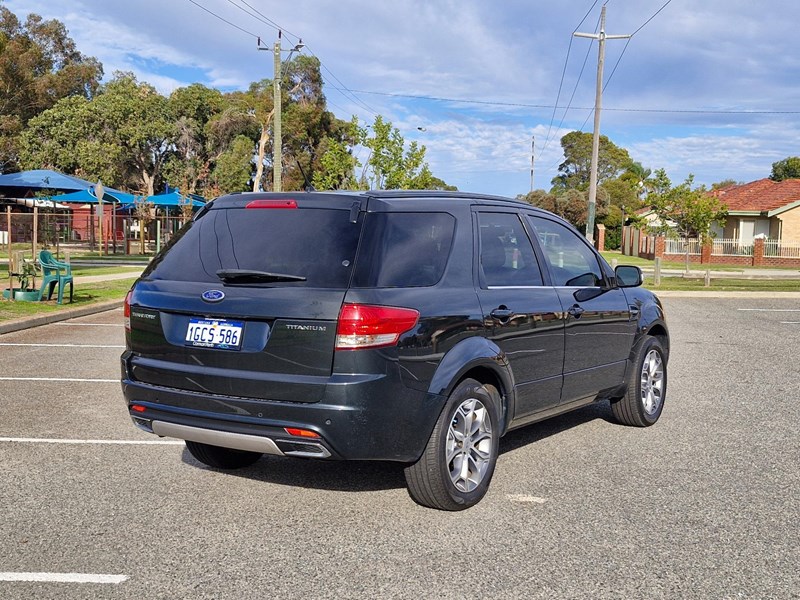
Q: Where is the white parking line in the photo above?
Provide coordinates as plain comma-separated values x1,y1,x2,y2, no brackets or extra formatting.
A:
737,308,800,312
781,321,800,324
0,572,128,584
0,437,182,445
506,494,548,504
0,343,124,348
0,377,118,383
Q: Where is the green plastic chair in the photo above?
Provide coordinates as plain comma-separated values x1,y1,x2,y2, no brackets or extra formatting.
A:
38,249,73,304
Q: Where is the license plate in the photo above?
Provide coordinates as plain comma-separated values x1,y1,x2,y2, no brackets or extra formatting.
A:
185,318,244,350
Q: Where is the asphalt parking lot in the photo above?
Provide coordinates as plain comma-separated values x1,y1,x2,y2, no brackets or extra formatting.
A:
1,296,798,599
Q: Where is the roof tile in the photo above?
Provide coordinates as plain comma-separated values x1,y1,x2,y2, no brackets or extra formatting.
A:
711,178,800,212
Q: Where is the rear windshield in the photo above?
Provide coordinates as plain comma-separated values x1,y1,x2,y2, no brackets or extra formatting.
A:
144,207,362,287
352,212,455,287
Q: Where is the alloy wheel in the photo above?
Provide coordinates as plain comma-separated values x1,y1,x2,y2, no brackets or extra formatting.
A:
640,349,664,416
446,397,494,493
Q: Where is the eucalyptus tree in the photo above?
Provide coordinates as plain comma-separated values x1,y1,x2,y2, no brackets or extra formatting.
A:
0,6,102,171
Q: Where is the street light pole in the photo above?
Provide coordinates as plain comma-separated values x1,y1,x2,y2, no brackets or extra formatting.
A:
530,135,535,193
574,6,630,243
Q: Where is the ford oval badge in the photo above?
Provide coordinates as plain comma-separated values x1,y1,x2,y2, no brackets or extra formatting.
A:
201,289,225,303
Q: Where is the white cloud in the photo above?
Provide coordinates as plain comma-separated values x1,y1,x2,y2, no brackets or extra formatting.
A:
5,0,800,196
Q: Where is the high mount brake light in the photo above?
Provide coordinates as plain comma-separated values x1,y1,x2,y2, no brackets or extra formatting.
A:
245,199,298,209
336,304,419,350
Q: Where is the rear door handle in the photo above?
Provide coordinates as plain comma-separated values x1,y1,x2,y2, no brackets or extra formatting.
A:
567,304,585,318
490,307,514,321
629,305,640,320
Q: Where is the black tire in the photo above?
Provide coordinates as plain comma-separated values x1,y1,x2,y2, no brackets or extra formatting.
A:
404,378,501,511
611,335,667,427
185,440,262,469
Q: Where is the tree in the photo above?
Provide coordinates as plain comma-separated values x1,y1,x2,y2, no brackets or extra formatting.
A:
0,7,102,171
281,55,337,190
312,117,361,190
163,84,224,195
647,169,727,271
98,74,173,196
769,157,800,181
551,131,632,192
211,135,254,195
20,72,172,195
520,188,606,230
711,178,741,190
357,115,444,190
246,78,275,191
245,55,348,192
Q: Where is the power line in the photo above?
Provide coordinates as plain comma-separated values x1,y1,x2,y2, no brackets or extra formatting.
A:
184,0,260,39
576,0,674,133
538,0,601,159
226,0,302,46
558,1,674,184
313,59,380,117
347,89,800,115
631,0,673,36
603,0,673,91
183,0,378,120
542,10,602,161
220,1,380,116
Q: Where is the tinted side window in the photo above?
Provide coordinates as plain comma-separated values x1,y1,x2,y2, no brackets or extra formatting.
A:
478,212,543,287
527,216,604,287
352,212,455,288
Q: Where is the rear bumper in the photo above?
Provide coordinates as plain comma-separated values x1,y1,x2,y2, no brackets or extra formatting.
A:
151,420,331,458
121,356,447,462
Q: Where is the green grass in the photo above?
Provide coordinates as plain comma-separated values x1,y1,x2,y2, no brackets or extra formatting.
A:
644,277,800,292
600,250,745,271
0,278,135,322
1,244,154,262
601,250,800,273
1,264,142,278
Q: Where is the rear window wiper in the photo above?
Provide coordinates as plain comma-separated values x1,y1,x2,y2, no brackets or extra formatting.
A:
216,269,307,283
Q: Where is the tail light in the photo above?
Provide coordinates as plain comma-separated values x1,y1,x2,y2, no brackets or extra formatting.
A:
124,290,132,332
336,304,419,350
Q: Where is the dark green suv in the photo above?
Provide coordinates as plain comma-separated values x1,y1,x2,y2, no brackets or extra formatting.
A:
121,191,668,510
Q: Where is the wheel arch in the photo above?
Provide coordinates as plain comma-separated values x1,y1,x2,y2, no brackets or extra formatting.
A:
427,337,515,435
645,322,670,363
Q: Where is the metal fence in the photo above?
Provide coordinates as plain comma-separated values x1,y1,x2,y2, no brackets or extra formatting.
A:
1,207,190,258
765,240,800,258
712,238,753,256
664,237,759,256
664,238,702,255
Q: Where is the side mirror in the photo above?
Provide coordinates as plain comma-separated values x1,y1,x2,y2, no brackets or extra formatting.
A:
615,265,643,288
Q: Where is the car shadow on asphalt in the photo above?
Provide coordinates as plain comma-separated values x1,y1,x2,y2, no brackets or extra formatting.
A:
181,449,408,492
499,400,613,455
179,400,614,493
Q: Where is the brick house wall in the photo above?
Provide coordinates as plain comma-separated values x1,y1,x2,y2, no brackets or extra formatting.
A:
779,207,800,240
624,228,800,268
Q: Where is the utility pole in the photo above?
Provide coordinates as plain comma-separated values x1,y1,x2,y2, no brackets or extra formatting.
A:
530,136,535,193
273,37,282,192
258,32,304,193
574,6,630,243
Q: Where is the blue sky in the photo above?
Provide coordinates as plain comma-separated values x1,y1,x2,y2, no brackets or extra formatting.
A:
5,0,800,197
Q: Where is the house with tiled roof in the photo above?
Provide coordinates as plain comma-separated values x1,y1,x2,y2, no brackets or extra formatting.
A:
711,178,800,243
